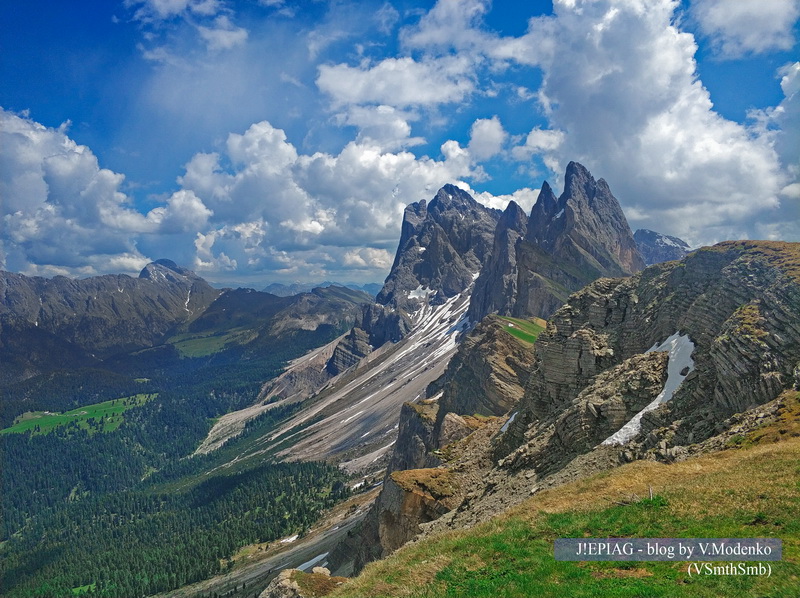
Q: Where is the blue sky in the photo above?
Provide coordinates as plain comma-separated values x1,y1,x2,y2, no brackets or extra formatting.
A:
1,0,798,286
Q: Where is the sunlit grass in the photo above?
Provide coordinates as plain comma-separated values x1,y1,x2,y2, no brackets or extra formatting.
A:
0,393,157,436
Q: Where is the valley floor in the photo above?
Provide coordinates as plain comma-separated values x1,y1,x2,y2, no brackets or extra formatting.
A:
152,489,380,598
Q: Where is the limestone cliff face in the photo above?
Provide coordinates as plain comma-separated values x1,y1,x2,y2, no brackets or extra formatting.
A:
324,302,412,377
467,201,528,322
386,315,535,475
325,185,497,384
500,351,668,476
498,241,800,460
376,185,499,311
469,162,645,322
376,469,459,555
431,315,534,428
386,401,442,474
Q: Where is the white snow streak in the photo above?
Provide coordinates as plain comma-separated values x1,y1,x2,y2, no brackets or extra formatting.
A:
601,332,695,446
408,285,434,300
500,411,518,434
297,552,329,572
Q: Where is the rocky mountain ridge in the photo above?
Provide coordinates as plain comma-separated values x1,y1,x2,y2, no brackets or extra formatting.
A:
0,259,220,361
192,183,504,473
376,184,499,311
263,281,382,298
0,263,368,428
337,240,800,574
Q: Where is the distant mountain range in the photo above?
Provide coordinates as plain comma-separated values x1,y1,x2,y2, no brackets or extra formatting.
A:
262,281,383,298
633,228,692,265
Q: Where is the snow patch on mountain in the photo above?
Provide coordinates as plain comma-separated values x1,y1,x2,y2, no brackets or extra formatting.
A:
601,332,695,446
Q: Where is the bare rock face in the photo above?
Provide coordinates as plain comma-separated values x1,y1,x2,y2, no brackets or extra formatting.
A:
431,315,534,429
324,302,412,377
324,185,498,396
326,327,372,377
376,469,459,556
498,241,800,460
470,162,645,322
634,229,691,265
376,184,499,312
387,401,442,474
467,201,528,322
501,351,669,474
330,314,535,574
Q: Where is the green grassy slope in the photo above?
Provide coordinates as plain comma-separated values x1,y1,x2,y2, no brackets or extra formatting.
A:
498,316,546,345
333,392,800,598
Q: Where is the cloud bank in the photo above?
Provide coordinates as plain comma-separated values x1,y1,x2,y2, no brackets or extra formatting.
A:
2,0,798,283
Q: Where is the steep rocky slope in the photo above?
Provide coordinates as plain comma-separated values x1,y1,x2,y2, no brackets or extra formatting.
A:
434,241,800,535
469,162,645,322
499,240,800,461
376,184,499,311
467,202,528,323
328,316,537,574
332,241,800,579
193,185,501,470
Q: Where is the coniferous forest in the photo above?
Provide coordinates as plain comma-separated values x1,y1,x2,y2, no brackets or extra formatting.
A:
0,325,351,597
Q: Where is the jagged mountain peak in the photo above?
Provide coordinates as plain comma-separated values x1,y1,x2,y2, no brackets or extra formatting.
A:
470,161,646,322
428,183,480,212
526,161,644,275
563,160,595,201
499,200,528,231
376,185,500,310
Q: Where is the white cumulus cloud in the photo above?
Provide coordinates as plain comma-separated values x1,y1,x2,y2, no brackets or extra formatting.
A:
0,109,212,275
507,0,792,244
468,116,508,161
691,0,800,57
316,55,476,108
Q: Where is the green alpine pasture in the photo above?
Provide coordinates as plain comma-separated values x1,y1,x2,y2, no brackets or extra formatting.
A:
0,394,157,437
498,316,546,345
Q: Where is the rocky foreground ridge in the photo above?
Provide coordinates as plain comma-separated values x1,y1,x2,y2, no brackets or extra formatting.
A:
330,241,800,576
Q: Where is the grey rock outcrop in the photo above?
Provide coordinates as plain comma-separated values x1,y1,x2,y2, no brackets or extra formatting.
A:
634,229,691,265
325,185,498,378
467,201,528,322
329,314,536,574
500,351,669,474
431,315,534,429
